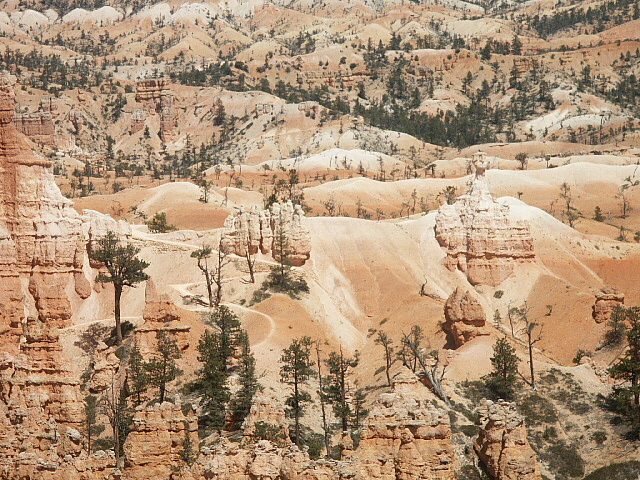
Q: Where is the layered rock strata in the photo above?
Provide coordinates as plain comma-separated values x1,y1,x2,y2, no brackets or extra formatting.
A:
474,400,543,480
137,278,190,353
353,368,455,479
170,368,455,479
593,286,624,324
134,78,176,142
0,72,89,479
443,287,489,347
435,152,535,286
123,402,199,479
222,201,311,266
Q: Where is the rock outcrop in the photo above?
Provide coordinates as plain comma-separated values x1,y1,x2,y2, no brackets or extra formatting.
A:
136,278,190,354
593,286,624,324
353,368,455,479
435,152,535,286
222,201,311,266
474,400,543,480
123,402,199,480
443,287,489,347
0,72,89,479
134,78,176,142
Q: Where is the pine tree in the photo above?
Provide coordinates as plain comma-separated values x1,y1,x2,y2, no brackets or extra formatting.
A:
232,330,259,428
609,307,640,438
374,331,394,387
145,331,182,403
206,306,241,371
84,395,104,453
280,336,315,446
485,337,520,400
90,231,149,345
194,330,231,432
324,348,359,432
128,342,148,406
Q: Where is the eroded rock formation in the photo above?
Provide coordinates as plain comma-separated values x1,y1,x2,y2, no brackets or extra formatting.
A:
222,201,311,266
123,402,199,479
353,368,455,479
172,368,455,479
435,152,535,286
474,400,543,480
0,72,90,479
134,78,176,142
593,286,624,324
443,287,489,347
137,278,191,353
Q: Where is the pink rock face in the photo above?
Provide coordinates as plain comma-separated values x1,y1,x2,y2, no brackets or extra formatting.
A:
222,201,311,266
593,286,625,324
134,78,176,142
0,74,86,478
474,400,543,480
443,287,489,348
0,73,86,335
124,402,199,480
137,278,190,354
435,152,535,287
354,368,456,480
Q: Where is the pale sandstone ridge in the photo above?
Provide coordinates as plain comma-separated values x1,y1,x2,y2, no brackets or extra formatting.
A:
0,72,91,478
435,152,535,286
443,287,489,348
222,201,311,266
123,402,199,480
592,285,625,324
474,400,543,480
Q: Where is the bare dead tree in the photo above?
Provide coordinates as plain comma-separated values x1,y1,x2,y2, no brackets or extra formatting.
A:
244,220,256,284
213,239,232,307
401,326,451,407
315,341,331,455
519,304,543,390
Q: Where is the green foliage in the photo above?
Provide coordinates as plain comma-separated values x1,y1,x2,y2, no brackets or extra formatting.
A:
572,349,592,365
484,337,520,400
231,331,259,429
252,422,288,446
193,330,230,433
145,331,182,404
127,342,149,406
608,307,640,437
583,461,640,480
324,349,360,432
544,441,584,478
90,231,149,345
594,206,605,222
146,212,177,233
518,392,558,426
280,336,315,446
604,306,629,347
259,265,309,300
92,437,114,452
180,420,197,465
84,395,104,453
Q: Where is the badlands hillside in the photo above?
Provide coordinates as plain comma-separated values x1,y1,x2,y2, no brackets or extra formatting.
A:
1,0,640,477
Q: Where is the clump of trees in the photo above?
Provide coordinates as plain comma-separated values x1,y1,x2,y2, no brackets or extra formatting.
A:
190,306,258,433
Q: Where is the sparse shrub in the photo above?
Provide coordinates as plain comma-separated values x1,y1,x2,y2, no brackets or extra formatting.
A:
583,461,640,480
146,212,177,233
518,393,558,426
590,430,607,445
